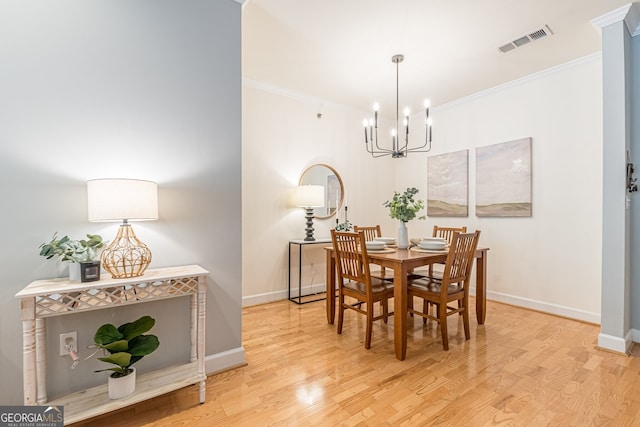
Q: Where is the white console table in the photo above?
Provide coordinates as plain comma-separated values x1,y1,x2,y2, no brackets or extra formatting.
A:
15,264,209,425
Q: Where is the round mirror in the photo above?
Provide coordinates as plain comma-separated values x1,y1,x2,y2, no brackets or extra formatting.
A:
299,163,344,219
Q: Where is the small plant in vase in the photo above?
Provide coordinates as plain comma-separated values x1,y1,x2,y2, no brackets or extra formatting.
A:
383,187,426,248
93,315,160,399
39,233,104,282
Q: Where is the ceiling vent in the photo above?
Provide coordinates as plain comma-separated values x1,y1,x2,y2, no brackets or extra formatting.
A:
498,25,553,53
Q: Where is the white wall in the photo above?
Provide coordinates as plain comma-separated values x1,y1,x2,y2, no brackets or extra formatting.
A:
0,0,242,404
398,55,603,322
242,81,397,304
242,55,604,323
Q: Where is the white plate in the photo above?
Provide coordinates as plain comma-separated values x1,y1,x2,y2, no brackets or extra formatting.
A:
420,237,448,243
374,237,396,243
418,241,448,250
414,247,449,253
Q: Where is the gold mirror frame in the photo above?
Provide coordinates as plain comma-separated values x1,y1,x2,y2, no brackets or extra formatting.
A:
298,163,344,219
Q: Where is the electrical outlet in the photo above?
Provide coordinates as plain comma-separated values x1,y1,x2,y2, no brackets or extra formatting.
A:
59,331,77,356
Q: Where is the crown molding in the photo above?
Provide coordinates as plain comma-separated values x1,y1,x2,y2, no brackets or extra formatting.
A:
591,3,640,36
435,52,601,113
626,3,640,36
591,4,632,29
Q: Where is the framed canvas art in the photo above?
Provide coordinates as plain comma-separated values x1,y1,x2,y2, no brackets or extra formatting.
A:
475,137,532,217
427,149,469,217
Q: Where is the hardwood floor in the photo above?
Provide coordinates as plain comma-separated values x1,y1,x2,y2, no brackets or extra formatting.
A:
71,297,640,426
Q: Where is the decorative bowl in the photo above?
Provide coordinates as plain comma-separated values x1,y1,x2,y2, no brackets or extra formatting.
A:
365,241,386,250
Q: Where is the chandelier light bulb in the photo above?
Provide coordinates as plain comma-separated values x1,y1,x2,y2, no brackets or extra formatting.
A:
373,102,380,111
391,128,397,137
404,107,411,117
427,117,433,126
424,99,430,108
362,119,368,127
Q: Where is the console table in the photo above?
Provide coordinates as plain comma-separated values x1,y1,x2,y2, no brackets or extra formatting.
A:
15,264,209,425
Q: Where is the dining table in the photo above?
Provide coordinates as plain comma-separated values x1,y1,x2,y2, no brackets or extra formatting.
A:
324,245,489,361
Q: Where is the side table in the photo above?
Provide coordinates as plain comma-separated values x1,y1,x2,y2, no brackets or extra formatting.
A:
288,238,331,304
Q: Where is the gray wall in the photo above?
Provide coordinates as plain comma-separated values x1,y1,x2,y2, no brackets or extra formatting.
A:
632,31,640,332
601,18,631,345
599,6,639,351
0,0,242,404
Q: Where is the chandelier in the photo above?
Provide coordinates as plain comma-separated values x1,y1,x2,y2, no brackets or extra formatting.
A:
363,54,432,158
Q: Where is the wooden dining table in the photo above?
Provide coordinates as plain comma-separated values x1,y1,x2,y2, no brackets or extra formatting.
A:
324,245,489,361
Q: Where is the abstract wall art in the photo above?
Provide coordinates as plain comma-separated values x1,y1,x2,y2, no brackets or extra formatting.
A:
475,137,532,217
427,149,469,217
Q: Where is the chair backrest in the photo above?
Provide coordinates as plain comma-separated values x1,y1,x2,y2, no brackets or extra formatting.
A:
433,225,467,244
353,225,382,242
331,229,373,292
441,230,480,291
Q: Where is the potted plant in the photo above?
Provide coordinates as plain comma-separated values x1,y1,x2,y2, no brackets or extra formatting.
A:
93,315,160,399
383,187,426,249
39,233,104,281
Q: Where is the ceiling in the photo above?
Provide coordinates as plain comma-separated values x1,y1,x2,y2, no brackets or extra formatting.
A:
242,0,632,119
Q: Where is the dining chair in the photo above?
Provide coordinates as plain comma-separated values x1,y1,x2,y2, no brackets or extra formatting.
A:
411,225,468,281
407,230,480,351
428,225,467,279
331,229,394,349
353,225,382,241
353,225,392,280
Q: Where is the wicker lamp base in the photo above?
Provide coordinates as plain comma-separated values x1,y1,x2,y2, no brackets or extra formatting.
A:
101,224,152,279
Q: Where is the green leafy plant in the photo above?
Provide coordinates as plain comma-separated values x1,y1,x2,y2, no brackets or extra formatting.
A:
39,233,104,263
93,315,160,378
383,187,426,223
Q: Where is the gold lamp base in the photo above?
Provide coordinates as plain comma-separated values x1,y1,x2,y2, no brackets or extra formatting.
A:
101,223,152,279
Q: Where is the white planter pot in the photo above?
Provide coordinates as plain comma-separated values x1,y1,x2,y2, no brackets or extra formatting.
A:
68,262,81,282
397,222,409,249
108,368,136,399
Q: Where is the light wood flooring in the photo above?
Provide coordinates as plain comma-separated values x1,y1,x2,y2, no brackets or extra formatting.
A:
71,297,640,426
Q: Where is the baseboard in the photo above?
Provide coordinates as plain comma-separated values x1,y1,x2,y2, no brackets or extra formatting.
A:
473,288,601,324
243,283,325,307
244,286,601,324
205,346,246,375
633,328,640,343
597,330,633,354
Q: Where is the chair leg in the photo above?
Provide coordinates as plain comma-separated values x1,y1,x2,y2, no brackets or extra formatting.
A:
422,299,428,324
337,293,345,335
462,297,470,340
439,303,449,351
365,300,374,349
381,299,389,324
408,293,414,317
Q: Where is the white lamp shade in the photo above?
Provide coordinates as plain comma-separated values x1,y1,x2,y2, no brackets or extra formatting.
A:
87,179,158,222
296,185,324,208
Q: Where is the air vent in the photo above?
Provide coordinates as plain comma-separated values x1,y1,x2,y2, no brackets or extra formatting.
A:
498,25,553,53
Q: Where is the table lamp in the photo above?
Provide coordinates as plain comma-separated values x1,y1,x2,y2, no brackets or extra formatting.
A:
296,185,324,241
87,178,158,278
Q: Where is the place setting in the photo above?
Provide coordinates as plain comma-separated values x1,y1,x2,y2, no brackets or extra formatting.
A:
364,237,397,253
409,237,450,253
